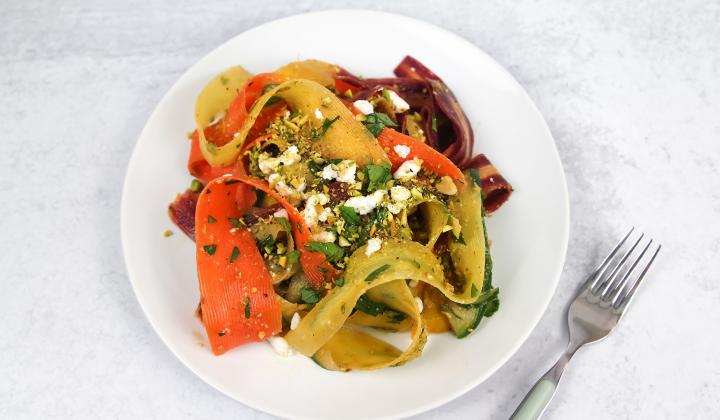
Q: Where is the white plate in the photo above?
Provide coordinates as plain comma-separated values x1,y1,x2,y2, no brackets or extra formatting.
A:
121,10,569,420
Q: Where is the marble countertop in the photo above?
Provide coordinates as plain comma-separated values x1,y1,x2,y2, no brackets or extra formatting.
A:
2,1,718,419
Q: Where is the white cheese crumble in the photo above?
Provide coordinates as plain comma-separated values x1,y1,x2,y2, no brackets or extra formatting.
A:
390,185,411,202
302,193,329,227
415,297,424,313
336,161,357,184
279,145,301,166
258,146,302,175
344,190,386,215
273,208,289,218
365,238,382,256
387,202,403,215
267,336,294,357
321,164,338,180
290,312,301,331
321,160,357,184
385,89,410,112
393,144,411,159
312,230,336,243
268,173,304,197
353,99,374,115
393,158,423,180
314,108,324,120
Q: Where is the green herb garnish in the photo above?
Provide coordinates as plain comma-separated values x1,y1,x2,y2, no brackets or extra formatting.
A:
431,114,438,132
305,242,345,262
362,112,397,136
365,264,390,282
318,116,340,138
230,246,239,263
333,277,345,287
244,298,251,318
287,250,301,265
364,163,391,192
300,287,321,304
203,244,217,255
207,215,217,224
227,218,244,228
340,206,361,225
471,283,479,298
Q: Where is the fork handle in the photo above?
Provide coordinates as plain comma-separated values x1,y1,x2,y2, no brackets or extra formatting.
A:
509,351,573,420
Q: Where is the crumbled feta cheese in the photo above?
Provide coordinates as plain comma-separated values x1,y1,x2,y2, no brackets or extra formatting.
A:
414,297,424,313
279,145,301,166
353,99,374,115
321,164,339,180
387,202,403,215
314,108,324,120
393,144,411,159
258,146,301,175
435,175,457,195
321,160,357,184
268,173,302,197
365,238,382,256
267,336,294,357
336,161,357,184
273,208,289,218
290,312,301,330
390,186,411,202
393,158,423,180
258,153,280,175
302,193,329,227
385,89,410,112
312,230,336,243
344,190,386,215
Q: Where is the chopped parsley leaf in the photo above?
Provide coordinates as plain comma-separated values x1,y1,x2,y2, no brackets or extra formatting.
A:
207,215,217,224
244,298,251,318
305,242,345,262
203,244,217,255
365,264,390,282
300,287,321,304
333,277,345,287
230,246,239,263
228,218,244,228
340,206,361,225
431,114,438,132
287,250,301,265
363,112,397,136
364,163,391,192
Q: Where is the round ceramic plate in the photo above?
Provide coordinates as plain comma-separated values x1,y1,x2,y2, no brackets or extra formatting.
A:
122,10,569,420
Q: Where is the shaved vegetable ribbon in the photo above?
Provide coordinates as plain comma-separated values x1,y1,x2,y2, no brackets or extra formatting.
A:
197,78,389,168
376,127,464,182
286,238,486,371
189,72,287,183
195,177,282,355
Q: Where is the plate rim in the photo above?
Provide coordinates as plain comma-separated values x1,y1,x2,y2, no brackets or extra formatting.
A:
121,9,569,419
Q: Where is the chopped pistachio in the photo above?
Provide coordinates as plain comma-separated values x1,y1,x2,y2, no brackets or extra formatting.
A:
321,96,332,107
436,176,458,195
163,230,173,237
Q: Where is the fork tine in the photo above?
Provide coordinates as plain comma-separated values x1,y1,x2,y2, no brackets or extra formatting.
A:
587,227,635,291
606,239,653,303
614,244,661,310
597,233,645,296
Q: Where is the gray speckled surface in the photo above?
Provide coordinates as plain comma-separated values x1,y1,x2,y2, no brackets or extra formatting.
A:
1,1,719,419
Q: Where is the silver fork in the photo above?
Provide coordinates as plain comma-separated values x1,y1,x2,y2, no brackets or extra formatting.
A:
509,228,661,420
